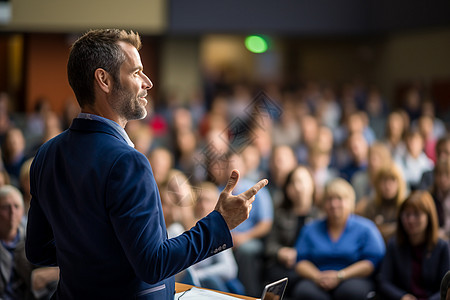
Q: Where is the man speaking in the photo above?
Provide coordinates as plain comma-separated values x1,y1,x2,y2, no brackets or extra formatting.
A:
25,29,267,300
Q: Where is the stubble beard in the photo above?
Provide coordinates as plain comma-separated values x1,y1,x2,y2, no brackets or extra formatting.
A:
112,82,147,121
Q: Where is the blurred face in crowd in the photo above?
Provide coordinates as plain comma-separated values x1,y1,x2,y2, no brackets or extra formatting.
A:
378,175,399,201
176,129,197,155
4,128,25,161
286,167,314,210
300,115,319,145
435,169,450,194
323,179,354,225
347,133,368,163
148,148,172,185
387,112,405,139
270,145,297,186
0,191,24,241
323,192,352,224
401,206,428,239
406,133,424,158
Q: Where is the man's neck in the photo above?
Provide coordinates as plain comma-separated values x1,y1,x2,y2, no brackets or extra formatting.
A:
81,107,127,128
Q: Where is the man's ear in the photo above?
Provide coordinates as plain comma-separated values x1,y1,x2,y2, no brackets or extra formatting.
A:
94,68,112,94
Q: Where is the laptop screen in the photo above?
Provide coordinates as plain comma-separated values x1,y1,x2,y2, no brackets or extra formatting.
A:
261,277,288,300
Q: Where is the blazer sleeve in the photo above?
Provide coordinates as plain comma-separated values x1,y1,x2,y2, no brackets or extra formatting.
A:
106,150,233,284
25,156,58,266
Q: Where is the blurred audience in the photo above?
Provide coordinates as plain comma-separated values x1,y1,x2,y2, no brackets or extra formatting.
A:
1,75,450,299
0,185,58,299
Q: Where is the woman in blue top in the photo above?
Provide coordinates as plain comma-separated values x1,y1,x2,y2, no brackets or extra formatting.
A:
293,178,386,300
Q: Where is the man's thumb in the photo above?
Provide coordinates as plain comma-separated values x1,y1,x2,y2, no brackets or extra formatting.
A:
222,169,240,194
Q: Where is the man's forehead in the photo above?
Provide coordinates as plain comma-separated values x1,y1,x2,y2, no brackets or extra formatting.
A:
118,41,140,58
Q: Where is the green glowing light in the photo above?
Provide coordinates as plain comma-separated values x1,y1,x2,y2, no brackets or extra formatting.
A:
245,35,268,53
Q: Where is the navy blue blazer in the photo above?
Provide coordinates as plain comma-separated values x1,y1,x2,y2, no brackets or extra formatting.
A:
26,118,232,299
377,237,450,300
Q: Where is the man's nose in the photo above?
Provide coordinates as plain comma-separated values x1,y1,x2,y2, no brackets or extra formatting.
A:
141,73,153,90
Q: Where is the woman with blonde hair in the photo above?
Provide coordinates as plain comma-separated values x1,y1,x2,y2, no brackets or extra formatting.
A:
378,190,450,300
359,164,407,243
293,178,385,300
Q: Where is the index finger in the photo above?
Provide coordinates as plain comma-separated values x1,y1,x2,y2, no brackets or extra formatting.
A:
240,179,268,200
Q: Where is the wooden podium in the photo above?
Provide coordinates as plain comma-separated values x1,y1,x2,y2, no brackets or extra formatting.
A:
175,282,257,300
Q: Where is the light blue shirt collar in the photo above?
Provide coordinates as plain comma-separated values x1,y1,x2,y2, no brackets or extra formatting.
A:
77,113,134,148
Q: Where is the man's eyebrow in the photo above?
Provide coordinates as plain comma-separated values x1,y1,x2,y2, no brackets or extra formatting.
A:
131,66,143,72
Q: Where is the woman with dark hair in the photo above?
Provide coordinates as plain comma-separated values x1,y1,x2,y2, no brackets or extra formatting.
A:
378,190,450,300
264,165,321,297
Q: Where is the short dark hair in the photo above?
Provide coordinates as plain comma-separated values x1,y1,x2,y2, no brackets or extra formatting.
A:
67,29,142,108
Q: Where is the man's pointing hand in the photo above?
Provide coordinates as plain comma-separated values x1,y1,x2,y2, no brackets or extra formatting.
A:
215,169,268,230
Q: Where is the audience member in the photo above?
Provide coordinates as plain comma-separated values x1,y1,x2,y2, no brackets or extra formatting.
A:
339,132,369,182
295,115,319,164
0,185,58,299
272,95,301,148
293,178,385,300
418,115,438,163
419,135,450,190
241,143,265,183
418,100,446,140
430,158,450,240
352,142,393,204
315,85,341,129
264,165,321,298
127,121,154,156
147,147,174,187
0,92,13,144
268,145,298,206
395,130,434,191
384,110,408,159
378,190,450,300
173,128,198,179
19,158,33,224
308,143,338,205
357,164,407,244
2,127,28,187
365,88,388,140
